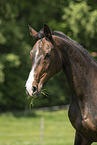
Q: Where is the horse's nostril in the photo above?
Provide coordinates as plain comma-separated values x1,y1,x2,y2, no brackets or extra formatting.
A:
32,86,37,93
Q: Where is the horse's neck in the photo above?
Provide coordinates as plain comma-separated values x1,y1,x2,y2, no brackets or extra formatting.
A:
59,39,93,97
55,36,97,97
55,36,97,125
62,43,97,122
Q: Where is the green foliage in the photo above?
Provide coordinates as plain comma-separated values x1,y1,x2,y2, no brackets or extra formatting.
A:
63,2,90,38
0,33,6,44
6,53,21,67
0,0,97,110
62,1,97,50
87,10,97,38
0,63,4,83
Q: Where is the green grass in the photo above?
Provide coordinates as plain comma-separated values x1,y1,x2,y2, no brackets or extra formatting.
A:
0,109,97,145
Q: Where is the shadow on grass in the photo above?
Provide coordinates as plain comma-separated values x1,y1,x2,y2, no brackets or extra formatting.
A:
0,105,68,118
13,110,37,118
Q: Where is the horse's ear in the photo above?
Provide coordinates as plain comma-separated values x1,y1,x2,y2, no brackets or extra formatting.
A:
28,25,38,40
43,24,52,40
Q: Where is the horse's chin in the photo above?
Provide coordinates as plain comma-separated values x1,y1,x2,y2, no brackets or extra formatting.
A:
32,91,41,98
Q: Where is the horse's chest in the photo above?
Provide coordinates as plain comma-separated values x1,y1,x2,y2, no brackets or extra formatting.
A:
81,117,97,141
68,104,97,141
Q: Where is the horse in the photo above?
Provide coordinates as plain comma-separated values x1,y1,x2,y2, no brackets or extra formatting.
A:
25,24,97,145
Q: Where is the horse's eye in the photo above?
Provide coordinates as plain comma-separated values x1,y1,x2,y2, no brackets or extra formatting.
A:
45,53,51,59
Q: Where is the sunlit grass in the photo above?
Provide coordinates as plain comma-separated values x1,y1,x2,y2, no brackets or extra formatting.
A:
0,110,97,145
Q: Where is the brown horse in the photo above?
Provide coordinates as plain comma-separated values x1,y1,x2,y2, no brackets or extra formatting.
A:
25,24,97,145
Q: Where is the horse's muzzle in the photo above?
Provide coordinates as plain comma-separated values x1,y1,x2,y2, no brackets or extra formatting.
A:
25,85,40,97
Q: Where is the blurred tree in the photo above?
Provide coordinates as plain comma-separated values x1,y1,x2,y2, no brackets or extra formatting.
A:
62,1,97,51
0,0,31,110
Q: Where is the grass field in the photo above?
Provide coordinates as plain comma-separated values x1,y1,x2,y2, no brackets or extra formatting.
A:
0,109,97,145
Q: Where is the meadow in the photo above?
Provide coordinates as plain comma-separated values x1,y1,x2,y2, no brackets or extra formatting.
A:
0,109,97,145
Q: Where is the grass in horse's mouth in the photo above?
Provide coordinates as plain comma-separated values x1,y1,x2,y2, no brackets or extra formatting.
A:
26,89,49,109
26,95,35,110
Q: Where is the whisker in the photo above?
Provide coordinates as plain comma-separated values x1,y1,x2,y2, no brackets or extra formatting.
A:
41,89,49,98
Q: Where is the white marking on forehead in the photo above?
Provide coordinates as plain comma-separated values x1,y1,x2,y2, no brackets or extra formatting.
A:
25,45,39,96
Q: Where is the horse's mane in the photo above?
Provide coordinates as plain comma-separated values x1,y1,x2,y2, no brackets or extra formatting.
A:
37,29,96,63
38,29,83,49
53,31,85,51
53,31,97,64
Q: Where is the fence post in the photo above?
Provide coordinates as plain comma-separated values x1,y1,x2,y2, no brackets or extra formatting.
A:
40,118,44,143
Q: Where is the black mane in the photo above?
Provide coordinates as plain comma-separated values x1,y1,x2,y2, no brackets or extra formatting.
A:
37,29,96,63
37,29,84,50
53,31,97,64
53,31,84,50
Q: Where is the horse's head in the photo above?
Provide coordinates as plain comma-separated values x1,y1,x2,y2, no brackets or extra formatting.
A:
25,24,62,96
